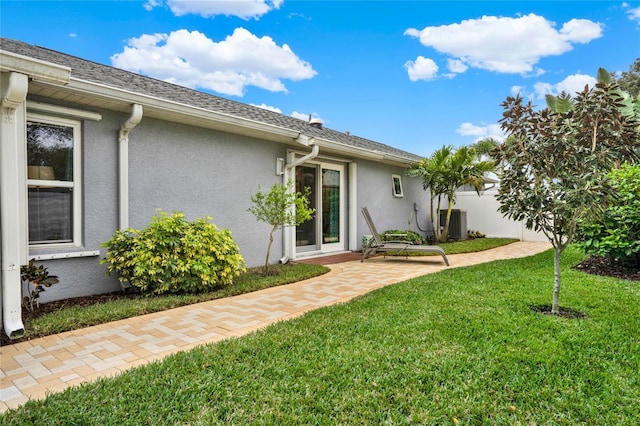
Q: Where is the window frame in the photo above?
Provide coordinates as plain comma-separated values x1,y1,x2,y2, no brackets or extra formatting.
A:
26,112,82,248
391,174,404,198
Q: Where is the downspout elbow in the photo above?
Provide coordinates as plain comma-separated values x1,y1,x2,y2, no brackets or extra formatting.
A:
285,142,319,171
119,104,143,142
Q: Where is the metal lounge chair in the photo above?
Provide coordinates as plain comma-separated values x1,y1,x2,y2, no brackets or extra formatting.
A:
361,207,449,266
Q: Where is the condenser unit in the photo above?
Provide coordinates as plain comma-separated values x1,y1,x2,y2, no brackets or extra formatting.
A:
439,209,467,241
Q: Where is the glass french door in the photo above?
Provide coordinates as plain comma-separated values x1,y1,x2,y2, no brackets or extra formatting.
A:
295,162,345,253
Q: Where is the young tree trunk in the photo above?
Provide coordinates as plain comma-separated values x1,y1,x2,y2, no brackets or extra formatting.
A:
552,246,562,314
264,225,277,275
435,196,443,242
429,194,436,241
439,202,454,243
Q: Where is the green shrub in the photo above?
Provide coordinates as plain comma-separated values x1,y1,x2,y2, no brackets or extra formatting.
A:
101,211,246,295
467,229,486,239
382,229,424,245
578,163,640,266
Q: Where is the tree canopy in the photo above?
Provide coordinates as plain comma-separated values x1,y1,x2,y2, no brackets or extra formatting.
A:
494,68,640,314
407,145,494,243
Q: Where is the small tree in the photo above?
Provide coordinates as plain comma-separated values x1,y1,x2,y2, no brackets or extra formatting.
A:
407,145,494,243
248,180,315,275
495,69,640,314
20,259,59,312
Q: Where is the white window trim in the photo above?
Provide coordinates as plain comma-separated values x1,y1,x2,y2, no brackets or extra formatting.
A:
26,112,82,248
392,174,404,198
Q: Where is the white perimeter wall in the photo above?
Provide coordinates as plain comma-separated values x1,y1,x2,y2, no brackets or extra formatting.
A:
453,189,548,242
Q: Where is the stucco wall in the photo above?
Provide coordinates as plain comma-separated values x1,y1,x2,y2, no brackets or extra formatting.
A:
20,99,432,303
355,160,433,248
127,116,286,269
28,107,123,302
27,105,290,303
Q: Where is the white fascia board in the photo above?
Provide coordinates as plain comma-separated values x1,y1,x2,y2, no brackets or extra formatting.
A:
314,138,418,166
66,78,301,140
314,137,418,166
0,50,70,85
313,137,384,161
381,153,422,166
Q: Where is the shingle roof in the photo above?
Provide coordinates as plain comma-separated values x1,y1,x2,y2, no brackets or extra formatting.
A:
1,37,422,163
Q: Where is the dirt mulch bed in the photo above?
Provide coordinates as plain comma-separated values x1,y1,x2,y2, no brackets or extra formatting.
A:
573,255,640,282
1,292,138,347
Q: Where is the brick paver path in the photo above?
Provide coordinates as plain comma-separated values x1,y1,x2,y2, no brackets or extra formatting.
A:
0,241,550,412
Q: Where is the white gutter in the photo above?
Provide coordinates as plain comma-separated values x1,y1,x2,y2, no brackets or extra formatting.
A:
41,78,301,142
0,51,71,85
1,71,29,339
118,104,143,229
279,134,319,264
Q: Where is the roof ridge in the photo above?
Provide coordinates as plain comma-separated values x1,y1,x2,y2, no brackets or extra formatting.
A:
0,37,421,162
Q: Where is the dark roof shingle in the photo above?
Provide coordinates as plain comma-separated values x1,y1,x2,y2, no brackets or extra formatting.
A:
1,37,421,162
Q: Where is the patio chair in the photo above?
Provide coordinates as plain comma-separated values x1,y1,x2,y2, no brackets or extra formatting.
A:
361,207,449,266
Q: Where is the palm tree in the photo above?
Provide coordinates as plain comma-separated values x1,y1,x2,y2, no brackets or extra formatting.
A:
406,145,452,240
439,146,495,243
407,145,495,243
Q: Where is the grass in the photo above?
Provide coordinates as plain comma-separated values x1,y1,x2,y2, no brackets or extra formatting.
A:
3,245,639,424
19,238,515,340
23,263,330,339
385,237,519,257
438,237,518,254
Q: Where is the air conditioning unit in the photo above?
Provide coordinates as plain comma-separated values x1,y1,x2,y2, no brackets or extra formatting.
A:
439,209,467,241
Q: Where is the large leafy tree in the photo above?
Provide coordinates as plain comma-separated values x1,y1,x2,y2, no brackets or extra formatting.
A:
407,145,495,243
494,68,640,314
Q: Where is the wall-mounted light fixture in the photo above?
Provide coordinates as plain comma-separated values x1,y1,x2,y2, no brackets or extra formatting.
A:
276,157,285,175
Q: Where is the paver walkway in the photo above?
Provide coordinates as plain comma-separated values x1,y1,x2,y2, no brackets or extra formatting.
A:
0,241,550,412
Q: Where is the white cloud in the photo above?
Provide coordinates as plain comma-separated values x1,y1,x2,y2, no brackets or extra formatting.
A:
533,73,597,99
447,58,468,74
623,2,640,24
456,122,505,142
145,0,283,20
405,14,603,75
111,28,316,97
251,103,282,113
404,56,439,81
510,85,525,96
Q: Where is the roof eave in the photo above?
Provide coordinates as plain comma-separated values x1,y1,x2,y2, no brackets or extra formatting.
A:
53,77,304,144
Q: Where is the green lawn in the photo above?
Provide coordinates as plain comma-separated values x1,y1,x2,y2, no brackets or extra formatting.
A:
23,263,330,339
21,238,515,340
3,246,639,424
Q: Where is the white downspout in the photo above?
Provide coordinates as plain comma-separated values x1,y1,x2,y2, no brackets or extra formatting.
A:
118,104,143,230
279,136,319,264
1,72,29,339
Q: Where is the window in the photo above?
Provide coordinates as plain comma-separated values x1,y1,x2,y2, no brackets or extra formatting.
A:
26,113,81,246
392,174,403,198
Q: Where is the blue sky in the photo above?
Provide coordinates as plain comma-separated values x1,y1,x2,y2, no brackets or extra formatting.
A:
2,1,639,156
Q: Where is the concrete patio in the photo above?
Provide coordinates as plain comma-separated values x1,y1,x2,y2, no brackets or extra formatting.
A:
0,241,550,412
